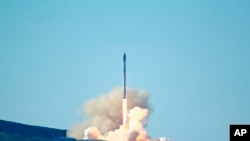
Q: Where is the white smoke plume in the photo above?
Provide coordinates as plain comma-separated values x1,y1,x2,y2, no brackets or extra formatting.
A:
67,87,170,141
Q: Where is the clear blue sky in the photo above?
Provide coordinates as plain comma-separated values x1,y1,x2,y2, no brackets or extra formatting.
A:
0,0,250,141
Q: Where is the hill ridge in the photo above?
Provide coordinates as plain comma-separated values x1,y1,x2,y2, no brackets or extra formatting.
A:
0,119,66,139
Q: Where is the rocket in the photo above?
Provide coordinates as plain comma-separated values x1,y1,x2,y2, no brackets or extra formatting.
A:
122,53,128,129
123,53,126,99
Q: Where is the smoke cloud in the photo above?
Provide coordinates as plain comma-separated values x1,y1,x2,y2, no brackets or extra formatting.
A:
67,87,169,141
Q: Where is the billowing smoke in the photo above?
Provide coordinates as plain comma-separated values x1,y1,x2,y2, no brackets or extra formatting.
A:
67,87,170,141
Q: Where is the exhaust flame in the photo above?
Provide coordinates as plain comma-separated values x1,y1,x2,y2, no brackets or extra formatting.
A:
123,98,128,129
67,87,170,141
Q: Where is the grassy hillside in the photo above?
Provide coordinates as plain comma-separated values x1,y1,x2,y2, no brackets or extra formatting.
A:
0,119,66,141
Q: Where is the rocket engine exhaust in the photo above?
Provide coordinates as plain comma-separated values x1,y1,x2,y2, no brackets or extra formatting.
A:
123,53,128,129
66,52,170,141
123,98,127,128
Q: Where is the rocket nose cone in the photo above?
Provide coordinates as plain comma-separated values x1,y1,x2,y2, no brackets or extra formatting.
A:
123,53,126,61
